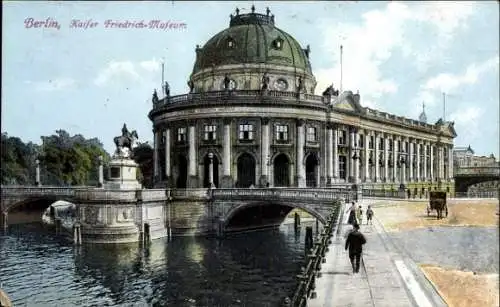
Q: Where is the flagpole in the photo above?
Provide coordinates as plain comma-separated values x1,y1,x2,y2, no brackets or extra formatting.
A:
340,45,343,93
161,58,165,97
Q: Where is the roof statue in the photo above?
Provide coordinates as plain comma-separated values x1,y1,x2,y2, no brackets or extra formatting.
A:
419,101,427,123
152,89,159,104
163,81,170,97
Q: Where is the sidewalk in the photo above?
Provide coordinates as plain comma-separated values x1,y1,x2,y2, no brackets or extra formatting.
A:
309,201,446,307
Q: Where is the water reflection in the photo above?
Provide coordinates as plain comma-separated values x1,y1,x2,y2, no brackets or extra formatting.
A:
1,221,320,307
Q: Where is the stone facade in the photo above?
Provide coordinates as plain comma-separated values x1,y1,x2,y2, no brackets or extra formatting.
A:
149,9,456,196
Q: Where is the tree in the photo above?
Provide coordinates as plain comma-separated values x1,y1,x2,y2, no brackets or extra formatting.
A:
133,142,153,188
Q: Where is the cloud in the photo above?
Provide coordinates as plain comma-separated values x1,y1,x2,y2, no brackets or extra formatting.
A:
140,58,162,72
94,58,162,87
409,55,500,116
34,78,76,92
313,2,478,107
448,106,484,140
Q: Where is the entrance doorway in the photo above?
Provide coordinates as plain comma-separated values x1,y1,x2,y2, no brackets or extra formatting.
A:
273,154,290,187
236,153,256,188
176,155,188,188
306,153,319,187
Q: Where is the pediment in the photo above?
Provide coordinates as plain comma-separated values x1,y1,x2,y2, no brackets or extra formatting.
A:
332,91,360,113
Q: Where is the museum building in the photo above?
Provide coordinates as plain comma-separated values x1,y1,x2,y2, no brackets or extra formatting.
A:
148,7,456,194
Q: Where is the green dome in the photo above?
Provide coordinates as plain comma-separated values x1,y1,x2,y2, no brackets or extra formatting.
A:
192,11,312,75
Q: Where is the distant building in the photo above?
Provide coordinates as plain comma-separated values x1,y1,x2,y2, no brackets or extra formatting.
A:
148,7,456,194
454,145,498,168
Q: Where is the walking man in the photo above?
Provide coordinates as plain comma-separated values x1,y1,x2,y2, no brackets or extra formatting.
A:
366,205,374,225
345,223,366,274
357,205,363,225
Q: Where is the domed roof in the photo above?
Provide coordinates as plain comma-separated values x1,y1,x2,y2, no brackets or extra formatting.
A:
192,8,312,75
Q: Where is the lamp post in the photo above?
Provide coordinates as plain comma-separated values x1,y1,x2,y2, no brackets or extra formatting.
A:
266,154,271,187
352,146,360,185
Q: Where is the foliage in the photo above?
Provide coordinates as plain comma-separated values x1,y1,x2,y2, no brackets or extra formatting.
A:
133,142,153,188
1,130,110,186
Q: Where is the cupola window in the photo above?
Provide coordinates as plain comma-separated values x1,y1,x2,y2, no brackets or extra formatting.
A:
226,37,235,49
272,37,284,50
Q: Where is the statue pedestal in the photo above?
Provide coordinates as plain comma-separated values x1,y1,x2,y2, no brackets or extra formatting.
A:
104,157,142,190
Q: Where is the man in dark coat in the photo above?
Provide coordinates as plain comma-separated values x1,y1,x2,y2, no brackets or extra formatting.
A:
345,223,366,273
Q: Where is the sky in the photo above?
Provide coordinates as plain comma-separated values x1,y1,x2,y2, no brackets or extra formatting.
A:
2,1,499,157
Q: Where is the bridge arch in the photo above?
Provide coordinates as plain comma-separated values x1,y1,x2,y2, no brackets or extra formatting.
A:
3,196,76,214
222,201,327,230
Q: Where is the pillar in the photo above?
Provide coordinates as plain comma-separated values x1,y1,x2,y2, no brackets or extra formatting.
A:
187,122,197,187
222,119,233,187
423,142,428,181
98,156,104,187
409,139,414,182
416,140,421,182
35,159,41,187
374,132,380,182
392,137,398,182
153,129,160,182
208,152,214,187
296,119,306,187
448,145,454,181
364,132,369,182
430,144,434,181
384,136,389,182
1,212,7,230
333,126,339,182
349,127,357,183
439,146,445,181
164,126,171,186
260,118,270,187
327,123,334,184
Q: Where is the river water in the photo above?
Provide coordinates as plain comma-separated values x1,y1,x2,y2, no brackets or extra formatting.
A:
0,220,322,307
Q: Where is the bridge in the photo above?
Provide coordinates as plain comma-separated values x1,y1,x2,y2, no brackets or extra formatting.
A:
454,166,500,193
1,185,354,234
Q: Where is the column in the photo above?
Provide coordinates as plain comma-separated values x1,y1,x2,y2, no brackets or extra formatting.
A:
153,129,160,182
208,152,214,187
349,127,356,182
364,132,369,182
448,145,454,181
440,146,445,181
423,142,428,181
165,126,171,183
430,144,434,181
392,137,398,182
409,139,414,182
221,119,233,188
333,126,339,182
384,136,389,182
261,118,270,187
401,139,406,184
374,132,380,182
188,122,197,187
98,156,104,187
296,120,306,187
327,123,334,184
35,159,41,187
416,140,421,182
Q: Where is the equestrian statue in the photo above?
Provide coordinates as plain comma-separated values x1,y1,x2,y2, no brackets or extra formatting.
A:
113,123,139,158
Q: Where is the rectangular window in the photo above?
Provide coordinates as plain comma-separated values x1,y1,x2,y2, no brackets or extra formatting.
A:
389,141,393,152
177,127,186,142
276,125,289,141
339,156,347,179
307,127,316,142
369,136,374,149
204,125,217,141
239,124,254,140
338,130,347,145
379,139,384,150
358,135,364,148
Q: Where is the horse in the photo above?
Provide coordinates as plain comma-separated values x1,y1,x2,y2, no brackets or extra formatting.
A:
114,130,138,152
427,198,448,219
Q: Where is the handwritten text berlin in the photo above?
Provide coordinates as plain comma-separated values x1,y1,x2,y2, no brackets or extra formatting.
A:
24,18,188,30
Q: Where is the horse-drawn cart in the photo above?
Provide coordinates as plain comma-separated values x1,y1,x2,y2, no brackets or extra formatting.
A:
427,191,448,219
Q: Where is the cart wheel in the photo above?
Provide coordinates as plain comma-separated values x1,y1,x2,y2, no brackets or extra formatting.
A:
445,206,448,217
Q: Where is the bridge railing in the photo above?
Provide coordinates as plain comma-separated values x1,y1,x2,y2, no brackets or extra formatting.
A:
1,186,76,197
171,188,210,199
73,189,137,201
454,167,500,176
362,189,405,198
454,191,499,199
211,188,352,202
284,200,342,307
